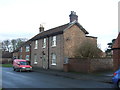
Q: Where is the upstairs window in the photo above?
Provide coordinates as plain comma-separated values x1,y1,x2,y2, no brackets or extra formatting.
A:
34,40,38,49
26,46,30,52
20,47,22,52
20,55,22,59
42,38,46,48
51,36,56,47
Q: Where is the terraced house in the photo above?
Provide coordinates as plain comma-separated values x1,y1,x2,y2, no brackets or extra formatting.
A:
29,11,97,70
13,40,31,64
13,11,97,70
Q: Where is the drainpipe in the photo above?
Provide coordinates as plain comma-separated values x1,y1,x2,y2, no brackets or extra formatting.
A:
29,44,31,65
47,36,50,69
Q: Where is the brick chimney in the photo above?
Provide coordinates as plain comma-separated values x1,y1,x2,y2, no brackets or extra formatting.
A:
69,11,78,22
39,24,44,33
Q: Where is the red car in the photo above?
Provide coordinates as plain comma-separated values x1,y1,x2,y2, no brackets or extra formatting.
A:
13,59,32,72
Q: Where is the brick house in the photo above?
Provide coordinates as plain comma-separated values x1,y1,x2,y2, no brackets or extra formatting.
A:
30,11,97,70
112,32,120,70
12,40,31,64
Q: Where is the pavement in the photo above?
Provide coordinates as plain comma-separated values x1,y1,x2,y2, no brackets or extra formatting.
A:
33,67,114,84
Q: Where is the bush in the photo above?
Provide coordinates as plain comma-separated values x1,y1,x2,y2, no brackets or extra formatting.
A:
74,40,102,58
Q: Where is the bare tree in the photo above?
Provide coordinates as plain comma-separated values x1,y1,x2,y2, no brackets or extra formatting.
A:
2,38,28,52
16,38,27,48
2,42,6,51
2,40,10,51
11,39,17,51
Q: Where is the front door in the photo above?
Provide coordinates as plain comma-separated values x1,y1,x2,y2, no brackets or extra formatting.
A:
42,55,48,69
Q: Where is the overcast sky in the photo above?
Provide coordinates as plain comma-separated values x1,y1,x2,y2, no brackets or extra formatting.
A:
0,0,119,51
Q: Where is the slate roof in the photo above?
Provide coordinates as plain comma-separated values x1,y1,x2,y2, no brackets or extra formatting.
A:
112,32,120,49
31,21,89,41
12,21,88,53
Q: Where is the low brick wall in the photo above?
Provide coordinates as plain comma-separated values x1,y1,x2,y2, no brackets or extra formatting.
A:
90,58,113,72
63,58,113,73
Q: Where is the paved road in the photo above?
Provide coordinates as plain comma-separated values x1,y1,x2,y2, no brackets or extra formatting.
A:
2,67,114,88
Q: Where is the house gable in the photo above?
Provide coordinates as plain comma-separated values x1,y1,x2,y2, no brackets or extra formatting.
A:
63,24,87,57
63,21,89,34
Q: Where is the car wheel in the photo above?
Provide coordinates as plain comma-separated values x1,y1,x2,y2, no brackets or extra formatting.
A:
13,67,15,71
117,80,120,88
13,68,16,71
15,68,19,72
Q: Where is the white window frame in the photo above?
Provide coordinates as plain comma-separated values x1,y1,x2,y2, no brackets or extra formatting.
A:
51,36,56,47
42,38,46,48
34,40,38,49
51,53,56,65
25,55,29,61
20,47,22,52
20,55,22,59
34,54,37,64
26,46,30,52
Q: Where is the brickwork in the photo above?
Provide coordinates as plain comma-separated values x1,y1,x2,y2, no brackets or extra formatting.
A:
31,24,97,70
19,46,31,60
64,25,97,58
113,49,120,70
31,34,64,70
112,33,120,71
90,58,113,72
64,58,113,73
64,25,86,58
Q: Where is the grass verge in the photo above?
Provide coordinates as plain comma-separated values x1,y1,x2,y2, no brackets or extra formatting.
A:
2,64,12,67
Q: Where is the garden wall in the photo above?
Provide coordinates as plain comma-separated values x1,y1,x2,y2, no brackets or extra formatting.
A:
63,58,113,73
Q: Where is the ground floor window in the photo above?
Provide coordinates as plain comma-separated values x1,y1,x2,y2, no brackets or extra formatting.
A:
20,55,22,59
34,54,37,64
51,53,56,65
25,55,29,61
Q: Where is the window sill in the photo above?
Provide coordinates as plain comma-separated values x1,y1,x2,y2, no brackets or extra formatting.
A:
26,51,30,52
51,45,56,48
42,47,46,49
34,62,38,64
51,63,56,66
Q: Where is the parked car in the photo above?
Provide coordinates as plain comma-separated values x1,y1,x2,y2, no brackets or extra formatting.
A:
112,69,120,88
13,59,32,72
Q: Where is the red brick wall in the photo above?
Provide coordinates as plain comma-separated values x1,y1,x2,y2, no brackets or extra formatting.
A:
69,58,91,72
64,58,113,73
113,49,120,71
18,46,31,60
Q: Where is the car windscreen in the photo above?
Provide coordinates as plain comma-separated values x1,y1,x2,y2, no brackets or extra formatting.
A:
20,61,29,65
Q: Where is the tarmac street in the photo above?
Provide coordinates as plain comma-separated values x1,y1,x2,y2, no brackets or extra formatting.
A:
2,67,114,88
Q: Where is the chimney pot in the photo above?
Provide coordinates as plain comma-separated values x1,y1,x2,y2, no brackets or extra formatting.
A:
39,24,44,33
69,11,78,23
